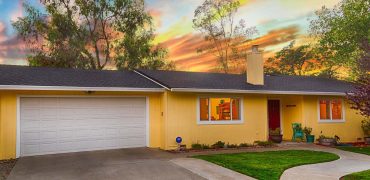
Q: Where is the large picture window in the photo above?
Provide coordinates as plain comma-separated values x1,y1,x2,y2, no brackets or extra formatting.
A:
198,97,243,124
318,98,344,122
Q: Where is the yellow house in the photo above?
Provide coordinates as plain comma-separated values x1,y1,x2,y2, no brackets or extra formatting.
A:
0,47,364,160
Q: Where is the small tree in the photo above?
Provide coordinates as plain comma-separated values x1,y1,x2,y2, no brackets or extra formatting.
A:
193,0,257,73
265,41,315,76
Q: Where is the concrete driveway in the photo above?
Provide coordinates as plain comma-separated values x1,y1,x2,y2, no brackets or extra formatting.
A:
8,148,204,180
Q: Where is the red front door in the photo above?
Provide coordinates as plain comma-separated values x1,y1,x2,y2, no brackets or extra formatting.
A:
268,100,281,131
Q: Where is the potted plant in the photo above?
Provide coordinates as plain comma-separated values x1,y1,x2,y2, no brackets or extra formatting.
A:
362,119,370,144
269,128,283,143
317,135,336,146
303,127,315,143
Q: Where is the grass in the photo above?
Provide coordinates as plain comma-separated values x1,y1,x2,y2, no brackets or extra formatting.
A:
341,169,370,180
194,150,339,180
336,146,370,156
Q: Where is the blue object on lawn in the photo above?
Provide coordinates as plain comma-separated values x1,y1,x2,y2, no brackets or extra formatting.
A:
292,123,304,141
176,137,182,144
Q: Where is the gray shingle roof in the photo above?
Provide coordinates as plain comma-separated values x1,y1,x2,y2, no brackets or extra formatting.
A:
0,65,354,94
137,69,354,93
0,65,161,89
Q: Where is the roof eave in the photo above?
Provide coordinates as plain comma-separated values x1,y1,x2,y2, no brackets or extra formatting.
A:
170,88,347,96
0,85,165,92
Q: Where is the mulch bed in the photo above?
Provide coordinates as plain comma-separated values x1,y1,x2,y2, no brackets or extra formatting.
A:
0,159,17,180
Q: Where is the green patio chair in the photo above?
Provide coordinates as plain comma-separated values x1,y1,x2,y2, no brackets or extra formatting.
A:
292,123,304,141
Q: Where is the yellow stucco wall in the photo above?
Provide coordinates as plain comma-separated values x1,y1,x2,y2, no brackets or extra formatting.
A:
163,92,268,149
0,90,163,160
302,96,363,142
280,95,304,140
269,95,363,142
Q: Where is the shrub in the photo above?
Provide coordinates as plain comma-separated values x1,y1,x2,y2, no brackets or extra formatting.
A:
201,144,210,149
191,143,202,150
254,140,274,147
239,143,253,147
212,141,225,148
226,143,238,148
303,127,313,136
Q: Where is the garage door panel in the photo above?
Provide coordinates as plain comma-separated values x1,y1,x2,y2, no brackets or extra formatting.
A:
21,109,40,120
20,97,147,156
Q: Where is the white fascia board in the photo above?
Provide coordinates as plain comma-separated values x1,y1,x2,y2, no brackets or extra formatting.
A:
171,88,346,96
0,85,165,92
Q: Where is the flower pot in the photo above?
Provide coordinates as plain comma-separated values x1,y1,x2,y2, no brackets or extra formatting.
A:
306,135,315,143
365,137,370,145
319,138,335,146
269,135,283,143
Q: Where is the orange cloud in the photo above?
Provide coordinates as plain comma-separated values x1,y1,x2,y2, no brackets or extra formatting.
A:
161,26,300,72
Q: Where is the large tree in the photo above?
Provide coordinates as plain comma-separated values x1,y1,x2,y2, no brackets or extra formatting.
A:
13,0,172,70
265,41,315,76
193,0,257,73
309,0,370,79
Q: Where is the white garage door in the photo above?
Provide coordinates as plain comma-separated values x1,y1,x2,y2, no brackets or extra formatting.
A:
19,97,147,156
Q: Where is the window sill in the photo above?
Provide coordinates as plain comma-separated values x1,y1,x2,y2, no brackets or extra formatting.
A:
318,120,345,123
197,120,244,125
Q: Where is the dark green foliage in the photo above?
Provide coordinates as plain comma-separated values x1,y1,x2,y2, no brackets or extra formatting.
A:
226,143,238,148
309,0,370,79
191,143,203,150
201,144,211,149
212,141,226,148
254,141,274,147
191,143,211,150
239,143,252,147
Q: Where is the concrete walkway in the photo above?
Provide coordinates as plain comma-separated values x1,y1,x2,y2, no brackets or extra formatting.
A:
171,158,255,180
281,145,370,180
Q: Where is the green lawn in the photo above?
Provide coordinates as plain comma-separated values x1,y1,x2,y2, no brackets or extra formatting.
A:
341,169,370,180
336,146,370,156
194,150,339,180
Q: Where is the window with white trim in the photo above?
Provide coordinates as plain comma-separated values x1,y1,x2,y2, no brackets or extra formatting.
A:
318,98,344,122
198,97,243,124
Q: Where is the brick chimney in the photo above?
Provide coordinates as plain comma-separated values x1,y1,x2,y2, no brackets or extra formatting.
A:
246,45,264,85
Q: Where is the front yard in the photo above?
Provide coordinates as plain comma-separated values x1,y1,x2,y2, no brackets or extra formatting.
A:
194,150,339,180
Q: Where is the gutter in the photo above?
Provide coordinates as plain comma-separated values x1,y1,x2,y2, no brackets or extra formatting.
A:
0,85,165,92
170,88,347,96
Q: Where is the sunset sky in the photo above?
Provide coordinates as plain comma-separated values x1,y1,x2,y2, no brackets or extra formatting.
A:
0,0,340,72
